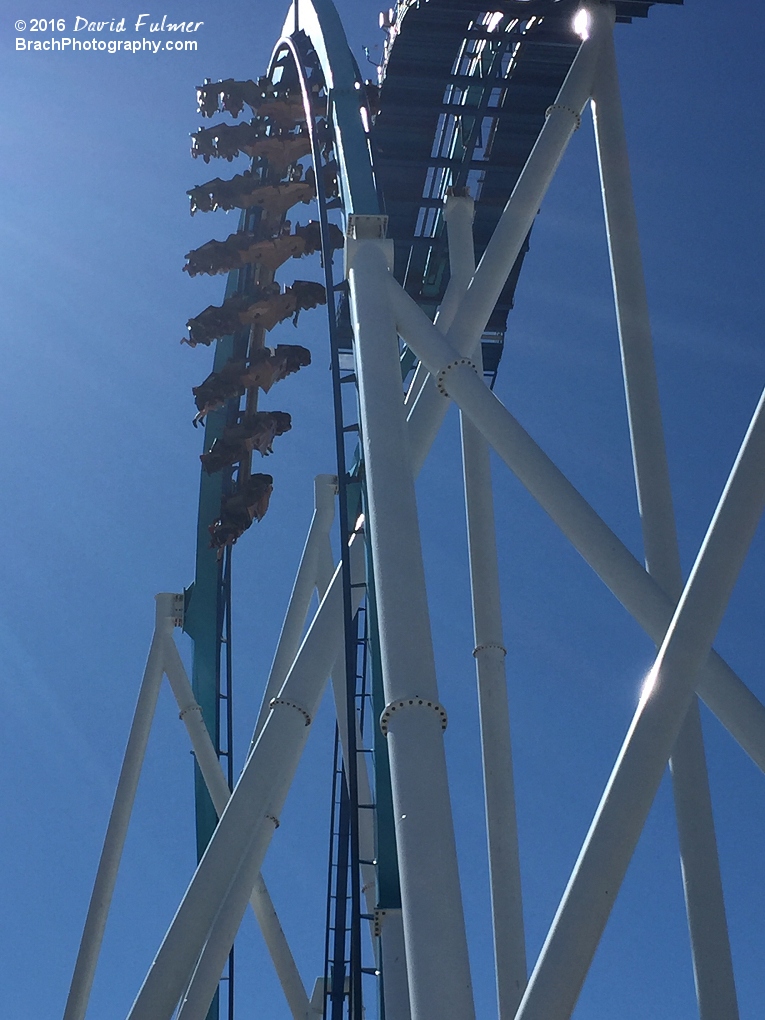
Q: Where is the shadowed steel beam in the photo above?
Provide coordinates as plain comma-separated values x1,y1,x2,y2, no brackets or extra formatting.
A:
125,535,366,1020
63,594,176,1020
405,4,612,471
348,227,475,1020
387,276,765,772
462,415,528,1018
161,640,312,1020
592,24,738,1019
446,191,527,1017
253,474,338,745
515,385,765,1020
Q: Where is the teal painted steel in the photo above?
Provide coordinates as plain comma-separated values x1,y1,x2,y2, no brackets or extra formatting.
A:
184,264,244,862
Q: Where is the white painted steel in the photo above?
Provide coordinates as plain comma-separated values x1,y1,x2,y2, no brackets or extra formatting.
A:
253,473,338,743
515,385,765,1020
378,909,412,1020
387,277,765,771
462,415,527,1018
592,29,738,1020
161,639,312,1020
63,595,172,1020
445,192,527,1017
317,533,412,1019
405,192,476,412
348,235,475,1020
406,4,612,475
125,536,366,1020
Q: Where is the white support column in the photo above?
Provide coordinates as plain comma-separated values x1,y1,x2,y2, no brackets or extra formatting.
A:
125,534,366,1020
592,26,738,1020
347,222,475,1020
161,639,312,1020
377,909,411,1020
515,385,765,1020
317,532,413,1020
462,415,527,1018
445,190,527,1017
253,473,338,743
63,593,178,1020
387,278,765,772
405,191,477,411
406,4,613,475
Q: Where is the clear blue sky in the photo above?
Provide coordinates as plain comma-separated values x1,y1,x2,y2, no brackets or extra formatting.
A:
1,2,763,1018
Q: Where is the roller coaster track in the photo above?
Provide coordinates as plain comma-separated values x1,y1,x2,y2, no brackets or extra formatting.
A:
64,2,765,1020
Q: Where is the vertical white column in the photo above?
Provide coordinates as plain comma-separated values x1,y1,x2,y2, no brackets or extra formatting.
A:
515,387,765,1020
444,190,527,1017
377,909,412,1020
63,593,177,1020
461,415,527,1018
592,26,739,1020
347,220,475,1020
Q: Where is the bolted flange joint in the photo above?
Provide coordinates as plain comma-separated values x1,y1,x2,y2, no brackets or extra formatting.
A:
178,702,203,722
436,358,477,397
380,696,448,736
545,103,582,130
473,642,507,658
269,697,312,727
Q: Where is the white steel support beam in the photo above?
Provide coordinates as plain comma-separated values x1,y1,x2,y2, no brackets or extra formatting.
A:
319,542,413,1020
125,534,366,1020
406,4,612,473
515,385,765,1020
347,226,475,1020
461,415,527,1017
445,191,527,1017
386,276,765,772
161,640,312,1020
253,473,338,744
592,26,738,1019
63,594,175,1020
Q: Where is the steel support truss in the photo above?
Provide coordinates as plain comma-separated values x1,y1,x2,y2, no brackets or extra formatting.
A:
66,4,765,1020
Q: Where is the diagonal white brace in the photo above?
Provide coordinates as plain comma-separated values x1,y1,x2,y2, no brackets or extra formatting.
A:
592,22,738,1019
125,532,366,1020
515,384,765,1020
62,594,176,1020
387,274,765,774
161,638,312,1020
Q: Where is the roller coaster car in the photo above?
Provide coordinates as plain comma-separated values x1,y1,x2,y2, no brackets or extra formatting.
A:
196,76,309,124
188,170,315,217
191,120,267,163
183,283,281,346
200,411,293,474
208,472,274,550
191,121,312,168
240,281,326,333
183,220,342,278
197,76,271,119
192,346,311,422
242,133,313,174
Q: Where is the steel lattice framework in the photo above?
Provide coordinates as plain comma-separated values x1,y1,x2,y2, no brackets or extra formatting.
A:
63,2,765,1020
